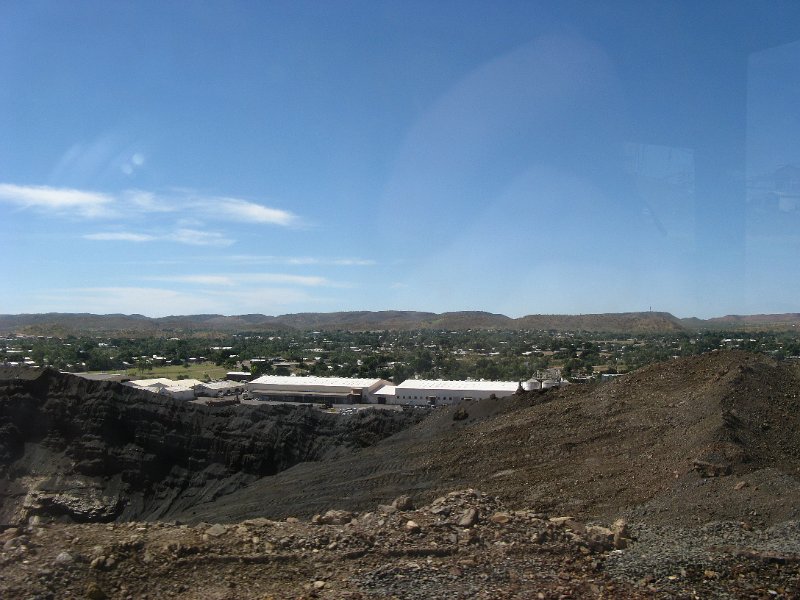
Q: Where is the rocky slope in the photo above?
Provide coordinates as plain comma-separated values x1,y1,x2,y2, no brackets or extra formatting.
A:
181,350,800,528
3,351,800,598
0,368,423,525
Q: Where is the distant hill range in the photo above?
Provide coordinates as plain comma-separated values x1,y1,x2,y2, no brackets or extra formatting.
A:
1,310,799,335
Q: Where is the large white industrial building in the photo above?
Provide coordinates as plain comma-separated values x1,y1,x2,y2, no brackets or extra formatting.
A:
247,375,390,404
374,379,521,406
121,373,561,407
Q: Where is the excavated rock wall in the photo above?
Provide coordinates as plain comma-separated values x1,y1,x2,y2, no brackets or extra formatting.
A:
0,368,423,524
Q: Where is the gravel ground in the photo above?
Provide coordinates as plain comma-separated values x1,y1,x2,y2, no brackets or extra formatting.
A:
2,490,799,599
606,519,800,598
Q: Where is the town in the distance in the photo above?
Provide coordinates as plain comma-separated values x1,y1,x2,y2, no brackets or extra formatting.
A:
3,310,800,411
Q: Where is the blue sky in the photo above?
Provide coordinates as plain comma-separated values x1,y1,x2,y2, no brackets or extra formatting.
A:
1,1,799,319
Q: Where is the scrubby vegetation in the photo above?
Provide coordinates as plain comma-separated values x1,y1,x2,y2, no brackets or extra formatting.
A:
3,327,800,382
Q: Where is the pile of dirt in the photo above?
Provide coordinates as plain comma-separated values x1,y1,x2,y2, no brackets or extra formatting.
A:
0,368,424,525
182,350,800,528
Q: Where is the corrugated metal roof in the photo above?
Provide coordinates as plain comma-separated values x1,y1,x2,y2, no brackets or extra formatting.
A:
126,378,174,387
200,381,245,390
249,375,386,388
395,379,519,392
374,385,396,396
126,378,204,390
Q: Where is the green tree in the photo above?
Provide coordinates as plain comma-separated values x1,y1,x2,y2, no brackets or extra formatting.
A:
136,357,152,375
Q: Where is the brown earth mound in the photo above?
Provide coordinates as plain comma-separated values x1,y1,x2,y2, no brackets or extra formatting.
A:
182,350,800,528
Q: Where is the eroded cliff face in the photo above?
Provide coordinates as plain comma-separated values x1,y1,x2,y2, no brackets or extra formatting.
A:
0,368,422,524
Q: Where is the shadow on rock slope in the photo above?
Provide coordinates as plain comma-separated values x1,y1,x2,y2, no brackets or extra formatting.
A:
0,368,424,525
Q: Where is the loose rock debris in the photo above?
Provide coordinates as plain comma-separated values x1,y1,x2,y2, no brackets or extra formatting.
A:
2,489,799,599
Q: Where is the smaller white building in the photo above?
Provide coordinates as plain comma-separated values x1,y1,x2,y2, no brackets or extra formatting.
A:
525,369,569,390
382,379,521,406
521,379,541,391
373,384,396,403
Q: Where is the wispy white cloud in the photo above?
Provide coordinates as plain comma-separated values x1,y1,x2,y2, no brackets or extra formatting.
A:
207,197,298,226
171,228,234,247
146,275,236,286
144,272,337,287
83,232,157,242
122,190,174,212
83,227,234,246
239,273,333,286
228,254,376,266
286,257,375,266
175,217,204,227
3,183,306,253
0,183,114,218
0,183,300,231
141,191,296,225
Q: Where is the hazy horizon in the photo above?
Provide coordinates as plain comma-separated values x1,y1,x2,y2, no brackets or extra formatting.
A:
2,308,798,322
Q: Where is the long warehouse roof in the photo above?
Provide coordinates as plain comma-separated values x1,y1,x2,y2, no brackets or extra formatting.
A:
395,379,519,391
249,375,386,388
